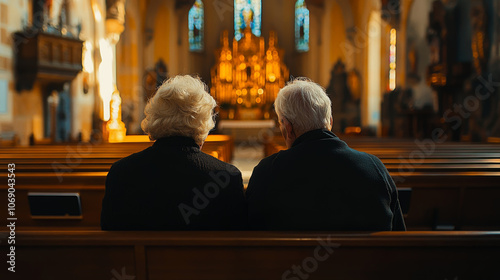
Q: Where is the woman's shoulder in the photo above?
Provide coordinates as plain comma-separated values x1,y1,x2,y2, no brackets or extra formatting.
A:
109,146,155,172
195,151,241,176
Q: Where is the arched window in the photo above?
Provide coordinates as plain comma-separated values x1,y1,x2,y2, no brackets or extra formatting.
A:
189,0,204,51
367,11,381,131
295,0,309,52
234,0,261,41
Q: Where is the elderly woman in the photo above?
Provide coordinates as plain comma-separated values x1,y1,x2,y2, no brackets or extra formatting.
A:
101,75,246,230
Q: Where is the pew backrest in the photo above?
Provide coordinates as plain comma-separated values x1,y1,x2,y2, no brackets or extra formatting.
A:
1,231,499,280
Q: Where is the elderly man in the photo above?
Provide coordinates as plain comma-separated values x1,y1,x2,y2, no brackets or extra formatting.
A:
101,75,246,230
246,78,406,231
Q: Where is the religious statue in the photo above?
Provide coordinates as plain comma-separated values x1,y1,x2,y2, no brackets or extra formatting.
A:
143,59,168,102
107,86,127,142
155,59,168,88
470,0,490,75
106,0,126,24
326,60,360,133
426,0,447,86
105,0,126,42
486,0,500,137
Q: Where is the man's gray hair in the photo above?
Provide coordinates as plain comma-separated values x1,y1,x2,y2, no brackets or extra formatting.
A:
274,78,332,135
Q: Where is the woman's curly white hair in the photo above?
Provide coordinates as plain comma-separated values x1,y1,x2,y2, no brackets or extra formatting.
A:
141,75,216,145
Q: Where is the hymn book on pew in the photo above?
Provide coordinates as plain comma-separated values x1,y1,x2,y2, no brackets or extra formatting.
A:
27,192,82,219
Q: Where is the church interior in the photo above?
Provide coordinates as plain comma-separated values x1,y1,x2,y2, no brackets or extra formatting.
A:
1,0,500,278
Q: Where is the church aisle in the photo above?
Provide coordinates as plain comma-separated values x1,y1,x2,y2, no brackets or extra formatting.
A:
231,144,264,188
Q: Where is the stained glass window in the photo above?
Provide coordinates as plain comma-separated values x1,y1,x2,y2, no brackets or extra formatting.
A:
234,0,261,41
389,28,396,90
295,0,309,52
189,0,204,51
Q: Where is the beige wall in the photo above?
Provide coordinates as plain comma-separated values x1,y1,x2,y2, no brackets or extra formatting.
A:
117,0,143,134
0,0,99,144
0,0,44,145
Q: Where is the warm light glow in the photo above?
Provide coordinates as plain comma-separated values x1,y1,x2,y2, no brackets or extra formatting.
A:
210,29,289,119
92,2,102,22
82,41,94,73
389,28,396,91
98,39,114,121
367,12,381,131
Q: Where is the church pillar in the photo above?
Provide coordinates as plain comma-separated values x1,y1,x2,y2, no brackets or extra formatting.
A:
365,10,382,135
398,0,414,87
319,0,332,87
103,0,126,142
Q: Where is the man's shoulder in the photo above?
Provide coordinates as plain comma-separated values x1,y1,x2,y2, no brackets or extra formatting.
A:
256,151,280,168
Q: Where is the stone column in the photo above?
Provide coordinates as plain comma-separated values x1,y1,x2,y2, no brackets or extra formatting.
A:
104,0,126,142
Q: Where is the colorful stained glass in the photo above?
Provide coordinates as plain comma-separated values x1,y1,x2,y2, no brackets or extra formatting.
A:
295,0,309,52
389,28,396,90
189,0,204,51
234,0,261,41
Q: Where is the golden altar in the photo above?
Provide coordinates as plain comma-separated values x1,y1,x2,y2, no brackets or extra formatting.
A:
211,28,289,120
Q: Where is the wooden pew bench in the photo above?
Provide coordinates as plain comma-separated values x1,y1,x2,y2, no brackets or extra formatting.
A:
1,136,499,231
0,134,234,164
1,231,499,280
0,170,499,231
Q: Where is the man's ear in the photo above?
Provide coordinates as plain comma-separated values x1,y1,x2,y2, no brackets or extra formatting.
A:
330,116,334,131
284,119,294,139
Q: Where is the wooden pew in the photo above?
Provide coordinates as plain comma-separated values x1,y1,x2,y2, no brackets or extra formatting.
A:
0,172,106,230
0,134,234,164
261,135,500,230
1,134,499,231
0,135,232,231
1,231,499,279
1,171,499,231
1,167,499,231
